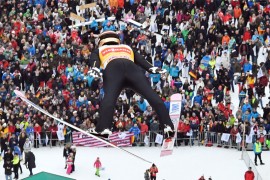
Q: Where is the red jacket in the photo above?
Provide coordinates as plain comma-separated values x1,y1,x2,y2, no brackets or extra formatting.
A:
8,125,15,133
34,125,42,133
61,74,68,85
118,0,124,8
140,124,149,134
94,160,102,168
245,170,254,180
150,166,158,177
178,122,190,133
243,30,251,41
49,125,58,135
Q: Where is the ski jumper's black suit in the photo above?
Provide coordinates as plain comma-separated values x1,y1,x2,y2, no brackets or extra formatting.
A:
89,31,174,134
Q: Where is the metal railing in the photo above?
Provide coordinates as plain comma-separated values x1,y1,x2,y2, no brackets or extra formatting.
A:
29,129,270,152
134,130,270,150
31,131,72,148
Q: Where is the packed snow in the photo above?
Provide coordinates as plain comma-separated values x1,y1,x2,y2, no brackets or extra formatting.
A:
3,146,269,180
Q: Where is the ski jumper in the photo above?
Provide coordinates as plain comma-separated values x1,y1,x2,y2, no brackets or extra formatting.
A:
89,31,174,133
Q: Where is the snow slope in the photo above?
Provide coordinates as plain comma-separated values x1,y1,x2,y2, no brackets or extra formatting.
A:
0,146,257,180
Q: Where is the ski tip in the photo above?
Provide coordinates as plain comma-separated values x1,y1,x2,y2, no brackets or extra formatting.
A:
14,90,26,99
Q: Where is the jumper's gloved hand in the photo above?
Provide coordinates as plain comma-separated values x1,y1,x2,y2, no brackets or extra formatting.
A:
149,67,166,74
88,67,102,78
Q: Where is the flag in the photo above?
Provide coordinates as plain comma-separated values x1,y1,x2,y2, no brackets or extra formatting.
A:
155,134,163,145
189,71,197,79
236,133,242,143
45,134,49,145
37,133,42,145
144,136,149,145
57,130,65,141
221,133,230,142
246,134,253,144
72,132,133,147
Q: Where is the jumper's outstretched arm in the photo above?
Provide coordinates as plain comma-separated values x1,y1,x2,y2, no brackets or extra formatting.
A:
133,50,153,71
133,50,166,74
89,49,101,68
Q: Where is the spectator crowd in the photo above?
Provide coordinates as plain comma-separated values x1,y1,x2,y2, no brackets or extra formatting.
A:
1,0,270,178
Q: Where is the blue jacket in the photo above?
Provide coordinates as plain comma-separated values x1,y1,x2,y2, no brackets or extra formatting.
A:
90,20,98,30
150,74,161,83
174,80,182,89
14,146,22,156
2,73,14,81
103,25,116,31
28,46,36,56
58,47,66,56
129,126,141,138
251,111,259,119
242,113,252,122
161,49,167,61
243,63,252,73
130,0,135,5
154,60,162,68
177,37,184,46
169,66,179,77
162,64,170,73
54,24,62,31
156,8,164,16
193,95,203,106
164,101,170,111
87,75,94,87
26,126,34,136
239,91,246,99
35,0,46,8
248,0,254,8
242,103,252,113
137,100,147,112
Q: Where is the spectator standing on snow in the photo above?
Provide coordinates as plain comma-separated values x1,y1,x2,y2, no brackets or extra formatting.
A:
12,153,20,180
24,151,36,176
149,164,158,180
93,157,102,177
3,160,13,180
144,169,150,180
63,144,71,169
66,152,73,175
253,138,265,166
244,167,255,180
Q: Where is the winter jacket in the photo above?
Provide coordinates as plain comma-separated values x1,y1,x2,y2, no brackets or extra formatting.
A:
243,63,252,73
193,95,203,106
13,146,22,157
245,170,255,180
3,162,13,175
253,142,262,154
23,141,32,153
25,151,36,169
150,166,158,177
242,103,252,113
137,100,147,112
169,66,180,78
129,126,141,138
94,160,102,169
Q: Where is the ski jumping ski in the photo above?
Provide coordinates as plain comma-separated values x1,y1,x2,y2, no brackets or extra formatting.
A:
14,90,153,164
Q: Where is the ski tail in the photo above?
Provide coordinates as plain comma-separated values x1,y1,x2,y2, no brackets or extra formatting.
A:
14,90,152,164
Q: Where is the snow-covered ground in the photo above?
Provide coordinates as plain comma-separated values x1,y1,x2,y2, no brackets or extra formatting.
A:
2,146,267,180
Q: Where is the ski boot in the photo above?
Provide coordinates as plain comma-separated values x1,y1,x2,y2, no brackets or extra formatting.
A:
164,125,175,140
89,128,112,139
